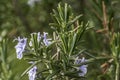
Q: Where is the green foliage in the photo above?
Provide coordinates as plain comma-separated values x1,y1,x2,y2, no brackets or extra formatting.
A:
17,3,91,80
0,0,120,80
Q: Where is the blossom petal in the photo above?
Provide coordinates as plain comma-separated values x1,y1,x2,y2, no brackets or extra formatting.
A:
75,57,88,76
27,66,37,80
15,37,27,59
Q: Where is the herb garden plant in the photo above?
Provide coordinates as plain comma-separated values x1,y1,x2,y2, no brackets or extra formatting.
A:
0,2,120,80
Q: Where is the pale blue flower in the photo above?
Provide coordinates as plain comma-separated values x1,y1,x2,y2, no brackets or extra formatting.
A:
29,32,51,46
37,32,41,42
27,0,40,7
15,37,27,59
75,57,88,76
27,66,37,80
43,32,51,46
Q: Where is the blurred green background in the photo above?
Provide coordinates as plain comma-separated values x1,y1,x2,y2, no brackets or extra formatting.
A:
0,0,120,80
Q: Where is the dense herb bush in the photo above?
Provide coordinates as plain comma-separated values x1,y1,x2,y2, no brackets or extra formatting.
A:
0,0,120,80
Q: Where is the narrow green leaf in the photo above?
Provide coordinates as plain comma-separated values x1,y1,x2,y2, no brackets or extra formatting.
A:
69,33,77,56
64,3,68,24
45,70,59,80
67,14,83,27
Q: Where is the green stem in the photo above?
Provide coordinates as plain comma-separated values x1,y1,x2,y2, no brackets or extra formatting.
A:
115,61,120,80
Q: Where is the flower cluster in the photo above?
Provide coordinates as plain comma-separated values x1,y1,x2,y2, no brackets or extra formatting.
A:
29,32,51,47
75,57,88,76
14,32,51,80
43,32,51,46
14,37,27,59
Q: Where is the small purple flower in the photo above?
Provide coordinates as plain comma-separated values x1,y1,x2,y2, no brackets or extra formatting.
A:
27,66,37,80
15,37,27,59
75,57,88,76
27,0,40,7
29,32,51,46
43,32,51,46
37,32,41,42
